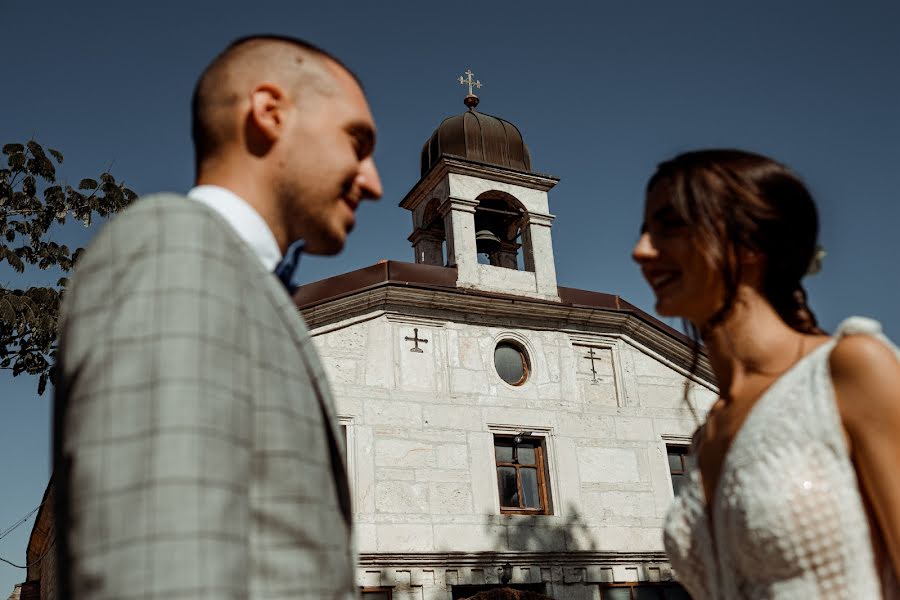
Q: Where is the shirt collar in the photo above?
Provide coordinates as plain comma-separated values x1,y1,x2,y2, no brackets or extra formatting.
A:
187,185,282,272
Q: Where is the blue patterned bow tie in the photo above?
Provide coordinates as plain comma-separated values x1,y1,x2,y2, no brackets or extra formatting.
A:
273,239,305,294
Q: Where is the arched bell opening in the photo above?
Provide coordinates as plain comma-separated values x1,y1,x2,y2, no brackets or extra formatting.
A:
474,192,528,271
411,198,448,266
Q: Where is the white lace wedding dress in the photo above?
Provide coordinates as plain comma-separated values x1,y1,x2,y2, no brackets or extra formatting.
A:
663,317,899,599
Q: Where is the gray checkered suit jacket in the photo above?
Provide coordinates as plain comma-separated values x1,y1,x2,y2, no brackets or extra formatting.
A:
53,194,355,599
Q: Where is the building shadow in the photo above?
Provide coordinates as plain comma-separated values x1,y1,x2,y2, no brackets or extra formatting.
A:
483,504,598,553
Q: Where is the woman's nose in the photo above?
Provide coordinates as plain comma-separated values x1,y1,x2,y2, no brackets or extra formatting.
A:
632,232,657,264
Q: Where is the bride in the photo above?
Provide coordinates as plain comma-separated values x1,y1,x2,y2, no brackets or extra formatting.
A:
632,149,900,598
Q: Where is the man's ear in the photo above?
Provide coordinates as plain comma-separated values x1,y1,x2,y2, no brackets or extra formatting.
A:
248,82,286,144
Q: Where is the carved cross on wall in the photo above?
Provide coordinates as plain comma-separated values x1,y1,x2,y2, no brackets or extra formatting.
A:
584,348,602,383
404,328,429,353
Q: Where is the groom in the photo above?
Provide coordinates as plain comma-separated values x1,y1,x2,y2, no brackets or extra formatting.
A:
53,35,382,599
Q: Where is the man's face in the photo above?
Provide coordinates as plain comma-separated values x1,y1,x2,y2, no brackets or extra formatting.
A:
276,60,382,255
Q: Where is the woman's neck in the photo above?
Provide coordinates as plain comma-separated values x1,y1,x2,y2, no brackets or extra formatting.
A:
697,289,810,399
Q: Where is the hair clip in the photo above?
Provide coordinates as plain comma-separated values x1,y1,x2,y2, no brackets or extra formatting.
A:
806,245,826,276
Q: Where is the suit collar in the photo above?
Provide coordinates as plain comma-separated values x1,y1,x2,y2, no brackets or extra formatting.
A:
188,185,282,272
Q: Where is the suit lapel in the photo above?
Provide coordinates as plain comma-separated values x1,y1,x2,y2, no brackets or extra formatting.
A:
259,270,353,524
199,203,353,524
262,273,343,435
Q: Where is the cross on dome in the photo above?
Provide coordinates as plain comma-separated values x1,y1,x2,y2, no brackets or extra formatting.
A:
458,68,482,109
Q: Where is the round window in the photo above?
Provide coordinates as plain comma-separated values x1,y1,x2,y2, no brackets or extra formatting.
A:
494,341,529,386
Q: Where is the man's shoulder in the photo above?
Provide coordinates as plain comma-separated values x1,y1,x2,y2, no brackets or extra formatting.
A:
76,192,250,277
91,192,241,248
115,192,219,226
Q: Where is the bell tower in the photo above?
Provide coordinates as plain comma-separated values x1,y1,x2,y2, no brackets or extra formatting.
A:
400,71,561,302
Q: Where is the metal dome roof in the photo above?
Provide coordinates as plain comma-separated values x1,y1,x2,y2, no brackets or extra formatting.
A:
420,108,532,176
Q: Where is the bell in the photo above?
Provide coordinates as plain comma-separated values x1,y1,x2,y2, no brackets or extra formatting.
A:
475,229,502,254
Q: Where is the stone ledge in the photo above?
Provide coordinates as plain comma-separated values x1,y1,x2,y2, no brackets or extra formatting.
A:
358,550,668,567
301,283,714,383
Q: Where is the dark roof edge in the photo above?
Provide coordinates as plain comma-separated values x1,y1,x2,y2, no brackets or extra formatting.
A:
292,261,697,349
421,153,558,182
25,477,55,580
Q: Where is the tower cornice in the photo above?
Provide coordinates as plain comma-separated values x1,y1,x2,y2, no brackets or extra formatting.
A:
400,155,559,211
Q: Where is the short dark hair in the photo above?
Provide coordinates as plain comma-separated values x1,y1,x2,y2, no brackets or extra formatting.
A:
190,34,360,166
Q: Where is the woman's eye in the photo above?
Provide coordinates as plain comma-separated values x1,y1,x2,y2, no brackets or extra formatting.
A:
661,219,687,230
647,219,686,237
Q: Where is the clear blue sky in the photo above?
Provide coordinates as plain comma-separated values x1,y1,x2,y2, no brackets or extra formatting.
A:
2,0,897,590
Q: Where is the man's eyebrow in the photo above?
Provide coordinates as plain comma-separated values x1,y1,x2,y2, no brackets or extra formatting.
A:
346,122,375,156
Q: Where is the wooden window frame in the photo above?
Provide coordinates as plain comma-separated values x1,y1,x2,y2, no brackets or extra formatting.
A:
338,416,356,503
494,435,551,515
494,340,530,387
666,444,688,497
453,583,548,599
600,581,690,599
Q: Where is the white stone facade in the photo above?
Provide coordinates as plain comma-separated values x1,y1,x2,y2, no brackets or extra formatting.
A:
309,106,713,599
310,307,715,599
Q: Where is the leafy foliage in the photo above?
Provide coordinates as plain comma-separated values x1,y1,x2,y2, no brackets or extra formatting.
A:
1,141,137,395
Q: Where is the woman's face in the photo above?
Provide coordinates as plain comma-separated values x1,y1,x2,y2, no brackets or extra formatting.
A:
632,183,725,325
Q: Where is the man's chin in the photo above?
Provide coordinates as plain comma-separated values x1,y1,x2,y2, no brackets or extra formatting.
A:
303,235,346,256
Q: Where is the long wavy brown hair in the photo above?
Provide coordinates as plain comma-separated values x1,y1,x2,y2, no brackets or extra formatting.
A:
646,149,826,405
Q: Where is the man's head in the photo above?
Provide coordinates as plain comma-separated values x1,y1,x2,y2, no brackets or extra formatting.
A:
192,35,382,255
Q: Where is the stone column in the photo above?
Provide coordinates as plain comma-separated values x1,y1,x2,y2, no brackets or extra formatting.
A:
408,228,445,265
440,197,479,287
522,212,559,300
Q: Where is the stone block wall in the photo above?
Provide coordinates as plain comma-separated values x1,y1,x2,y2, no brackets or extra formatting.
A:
312,313,716,562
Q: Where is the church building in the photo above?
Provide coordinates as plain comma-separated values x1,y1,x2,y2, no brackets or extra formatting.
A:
295,76,716,599
18,74,715,600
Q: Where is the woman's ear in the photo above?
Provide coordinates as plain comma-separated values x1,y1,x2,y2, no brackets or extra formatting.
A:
738,247,766,287
739,247,761,266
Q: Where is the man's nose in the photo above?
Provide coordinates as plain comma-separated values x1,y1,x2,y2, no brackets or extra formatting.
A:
358,157,382,200
632,232,657,264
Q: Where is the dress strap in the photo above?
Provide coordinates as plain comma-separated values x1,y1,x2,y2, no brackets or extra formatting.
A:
835,316,884,338
834,316,898,355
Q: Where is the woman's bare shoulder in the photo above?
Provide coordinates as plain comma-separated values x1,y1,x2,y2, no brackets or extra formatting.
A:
830,333,900,431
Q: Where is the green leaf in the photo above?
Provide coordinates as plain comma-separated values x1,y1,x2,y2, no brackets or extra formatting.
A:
78,178,98,190
9,152,25,169
48,148,64,164
23,175,36,197
2,144,24,155
0,298,14,323
4,249,24,273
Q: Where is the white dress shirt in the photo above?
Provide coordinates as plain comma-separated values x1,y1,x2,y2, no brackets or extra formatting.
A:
187,185,282,271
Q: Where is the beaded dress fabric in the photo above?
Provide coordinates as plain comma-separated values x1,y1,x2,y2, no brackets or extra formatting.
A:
663,317,899,599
